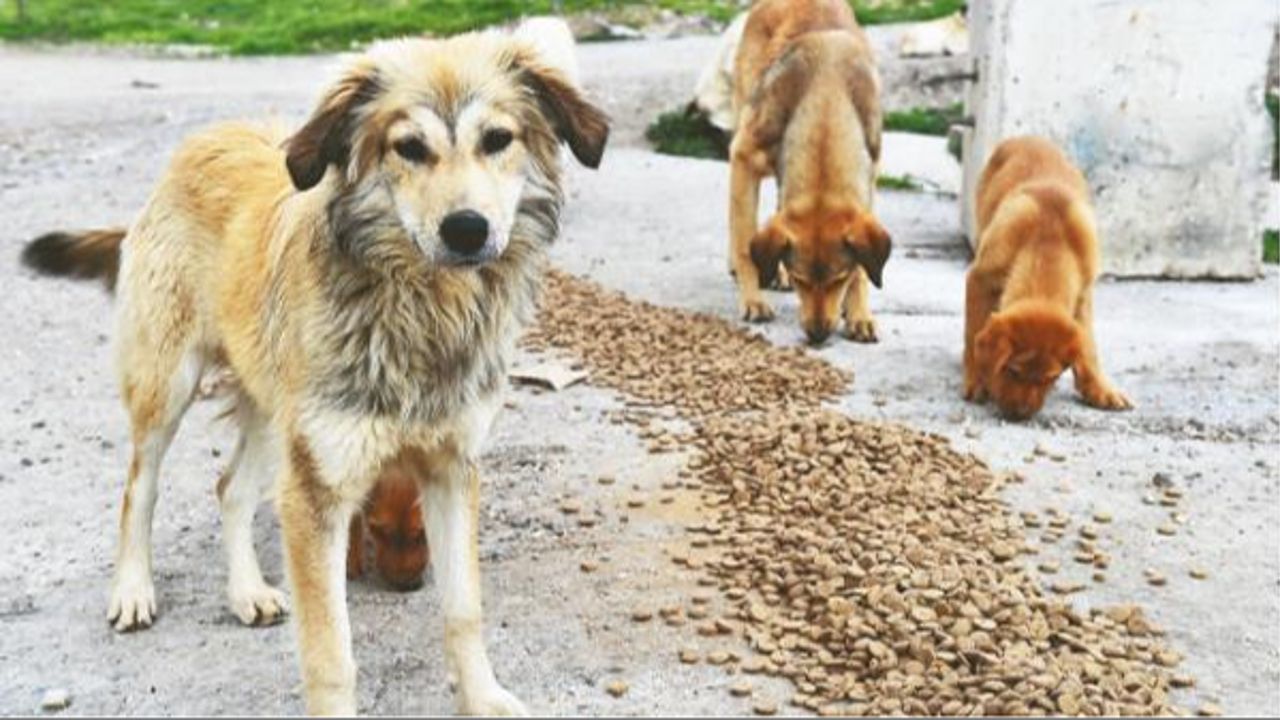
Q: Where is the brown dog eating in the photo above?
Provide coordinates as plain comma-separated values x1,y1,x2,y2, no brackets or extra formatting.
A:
727,0,892,344
347,460,429,591
964,136,1132,419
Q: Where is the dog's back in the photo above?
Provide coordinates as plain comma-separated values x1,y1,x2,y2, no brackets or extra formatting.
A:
732,0,860,118
975,136,1099,299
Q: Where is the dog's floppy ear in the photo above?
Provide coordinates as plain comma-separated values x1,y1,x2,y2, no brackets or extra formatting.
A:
515,56,610,169
974,318,1013,380
750,216,793,290
285,62,382,191
846,213,892,288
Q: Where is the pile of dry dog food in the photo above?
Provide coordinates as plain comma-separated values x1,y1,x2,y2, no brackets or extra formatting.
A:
526,270,1189,716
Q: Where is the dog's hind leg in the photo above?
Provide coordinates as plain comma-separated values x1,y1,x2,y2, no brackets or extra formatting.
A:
421,446,527,716
217,401,289,626
110,347,202,632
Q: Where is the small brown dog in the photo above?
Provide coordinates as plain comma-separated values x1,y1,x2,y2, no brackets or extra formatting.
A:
347,460,429,591
964,136,1132,419
728,0,891,344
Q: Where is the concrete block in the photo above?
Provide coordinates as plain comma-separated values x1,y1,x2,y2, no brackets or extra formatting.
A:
962,0,1277,278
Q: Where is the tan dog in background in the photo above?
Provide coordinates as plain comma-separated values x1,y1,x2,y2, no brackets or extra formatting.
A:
964,136,1131,419
23,31,607,715
728,0,891,344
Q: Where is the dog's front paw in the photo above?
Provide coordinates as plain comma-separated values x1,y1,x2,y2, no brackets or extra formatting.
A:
228,582,289,627
1082,384,1132,411
740,296,775,323
108,572,156,632
844,316,878,343
460,683,528,717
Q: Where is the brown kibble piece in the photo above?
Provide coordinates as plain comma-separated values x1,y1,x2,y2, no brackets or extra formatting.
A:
605,680,628,698
678,648,699,664
730,680,753,697
753,701,778,716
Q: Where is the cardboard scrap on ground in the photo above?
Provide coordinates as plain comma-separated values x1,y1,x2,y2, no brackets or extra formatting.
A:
509,361,587,391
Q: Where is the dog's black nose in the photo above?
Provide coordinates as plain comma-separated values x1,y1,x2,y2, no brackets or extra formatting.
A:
805,326,831,346
439,210,489,256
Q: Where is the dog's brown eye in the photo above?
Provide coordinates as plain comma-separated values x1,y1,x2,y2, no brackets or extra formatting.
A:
393,137,430,163
481,128,513,155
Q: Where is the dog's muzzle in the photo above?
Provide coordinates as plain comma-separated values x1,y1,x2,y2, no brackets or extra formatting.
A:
438,209,500,266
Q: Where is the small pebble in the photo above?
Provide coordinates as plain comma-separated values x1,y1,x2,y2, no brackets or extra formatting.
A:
40,689,71,712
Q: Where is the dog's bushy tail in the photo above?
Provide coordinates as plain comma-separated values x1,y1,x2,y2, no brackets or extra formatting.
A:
21,228,126,293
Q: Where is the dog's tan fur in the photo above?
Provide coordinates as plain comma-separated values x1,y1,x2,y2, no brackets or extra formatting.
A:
964,136,1131,419
728,0,891,344
22,32,607,715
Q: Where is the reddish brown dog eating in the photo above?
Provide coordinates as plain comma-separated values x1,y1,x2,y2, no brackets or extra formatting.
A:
964,136,1132,419
348,461,429,591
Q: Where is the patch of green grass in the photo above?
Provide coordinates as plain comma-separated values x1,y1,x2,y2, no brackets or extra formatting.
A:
645,107,730,160
1265,230,1279,265
876,173,922,191
0,0,965,55
884,102,965,137
853,0,964,25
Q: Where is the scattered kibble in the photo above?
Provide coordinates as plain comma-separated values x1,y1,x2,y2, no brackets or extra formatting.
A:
523,271,1190,717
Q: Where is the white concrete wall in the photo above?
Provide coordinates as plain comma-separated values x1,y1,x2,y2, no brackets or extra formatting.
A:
962,0,1277,278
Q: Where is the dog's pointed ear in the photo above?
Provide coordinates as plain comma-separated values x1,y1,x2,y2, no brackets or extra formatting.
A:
750,216,793,290
285,62,382,191
515,55,610,169
846,213,892,289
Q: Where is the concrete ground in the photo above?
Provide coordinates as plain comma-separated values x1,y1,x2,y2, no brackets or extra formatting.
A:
0,36,1277,716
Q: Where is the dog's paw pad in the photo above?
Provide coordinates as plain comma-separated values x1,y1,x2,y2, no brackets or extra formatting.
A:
844,318,878,343
230,584,289,627
740,298,775,323
108,578,156,633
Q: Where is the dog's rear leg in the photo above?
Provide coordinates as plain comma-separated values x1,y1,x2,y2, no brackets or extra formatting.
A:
423,448,527,716
110,350,201,632
218,402,289,626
